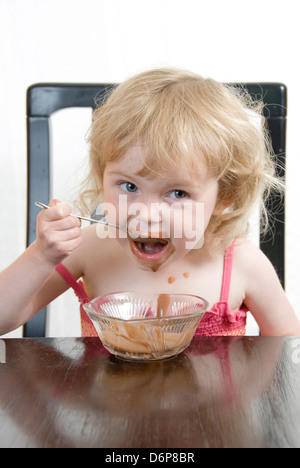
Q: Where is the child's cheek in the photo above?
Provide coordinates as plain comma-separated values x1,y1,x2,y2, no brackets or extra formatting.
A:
170,202,205,250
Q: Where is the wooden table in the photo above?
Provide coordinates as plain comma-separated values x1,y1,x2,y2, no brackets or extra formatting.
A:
0,336,300,449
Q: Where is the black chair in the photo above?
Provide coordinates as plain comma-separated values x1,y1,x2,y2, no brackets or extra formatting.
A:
25,82,287,337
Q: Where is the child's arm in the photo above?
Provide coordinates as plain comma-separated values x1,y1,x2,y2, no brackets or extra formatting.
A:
238,240,300,336
0,201,83,335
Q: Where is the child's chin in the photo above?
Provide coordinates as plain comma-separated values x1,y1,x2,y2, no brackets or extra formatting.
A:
131,255,174,272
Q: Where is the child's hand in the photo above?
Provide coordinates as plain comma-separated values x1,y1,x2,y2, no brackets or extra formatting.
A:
36,199,83,266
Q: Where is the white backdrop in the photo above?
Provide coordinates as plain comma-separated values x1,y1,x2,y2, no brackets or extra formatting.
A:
0,0,299,337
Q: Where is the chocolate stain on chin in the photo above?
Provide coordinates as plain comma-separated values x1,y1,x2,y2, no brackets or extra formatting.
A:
149,243,176,272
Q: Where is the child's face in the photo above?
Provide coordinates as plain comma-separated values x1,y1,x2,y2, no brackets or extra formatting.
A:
102,143,219,271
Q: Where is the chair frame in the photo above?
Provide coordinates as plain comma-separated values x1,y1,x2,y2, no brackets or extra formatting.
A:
25,82,287,337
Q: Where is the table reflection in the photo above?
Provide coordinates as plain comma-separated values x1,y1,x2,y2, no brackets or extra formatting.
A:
0,336,299,448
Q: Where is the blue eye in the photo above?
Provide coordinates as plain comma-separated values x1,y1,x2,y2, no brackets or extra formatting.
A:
169,190,188,199
120,182,138,193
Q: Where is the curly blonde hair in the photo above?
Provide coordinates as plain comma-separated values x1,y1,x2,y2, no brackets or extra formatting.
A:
80,68,283,250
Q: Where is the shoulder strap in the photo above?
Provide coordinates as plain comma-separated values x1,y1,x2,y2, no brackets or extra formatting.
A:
220,240,235,302
55,263,90,304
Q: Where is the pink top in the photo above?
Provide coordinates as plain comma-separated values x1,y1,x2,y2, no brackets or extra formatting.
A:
55,242,247,337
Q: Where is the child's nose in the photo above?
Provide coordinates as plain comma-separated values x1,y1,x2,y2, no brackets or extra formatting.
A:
129,200,170,237
135,202,162,229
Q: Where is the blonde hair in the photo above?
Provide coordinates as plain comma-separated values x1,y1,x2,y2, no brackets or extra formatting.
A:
80,68,283,250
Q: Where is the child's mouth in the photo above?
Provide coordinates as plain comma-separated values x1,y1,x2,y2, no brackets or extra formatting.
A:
130,237,170,261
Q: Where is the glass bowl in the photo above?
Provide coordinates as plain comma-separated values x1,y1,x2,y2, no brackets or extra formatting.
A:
83,292,208,361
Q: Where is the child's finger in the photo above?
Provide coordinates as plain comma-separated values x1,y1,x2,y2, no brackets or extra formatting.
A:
48,199,71,218
55,215,81,230
56,226,82,242
47,200,81,227
48,199,61,207
41,202,72,220
41,215,81,231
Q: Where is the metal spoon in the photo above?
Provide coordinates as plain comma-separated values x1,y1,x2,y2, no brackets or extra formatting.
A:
35,202,129,235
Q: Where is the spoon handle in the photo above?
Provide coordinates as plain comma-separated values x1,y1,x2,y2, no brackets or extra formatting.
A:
34,202,127,233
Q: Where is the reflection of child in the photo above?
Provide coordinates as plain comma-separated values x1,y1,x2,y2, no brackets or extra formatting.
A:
1,68,299,336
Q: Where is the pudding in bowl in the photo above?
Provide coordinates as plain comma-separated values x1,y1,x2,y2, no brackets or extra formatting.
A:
83,292,208,361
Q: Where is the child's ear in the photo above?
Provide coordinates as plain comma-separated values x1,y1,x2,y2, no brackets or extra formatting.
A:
213,191,235,215
213,200,227,215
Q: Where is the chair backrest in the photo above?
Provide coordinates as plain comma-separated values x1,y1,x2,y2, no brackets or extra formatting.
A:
25,82,287,337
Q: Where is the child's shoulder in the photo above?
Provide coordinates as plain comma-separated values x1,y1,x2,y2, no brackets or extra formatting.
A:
81,222,101,240
234,237,269,260
63,224,117,271
64,223,122,278
233,237,278,282
80,223,117,251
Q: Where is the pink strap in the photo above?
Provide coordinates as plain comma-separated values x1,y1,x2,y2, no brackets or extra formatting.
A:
55,264,90,304
220,241,235,302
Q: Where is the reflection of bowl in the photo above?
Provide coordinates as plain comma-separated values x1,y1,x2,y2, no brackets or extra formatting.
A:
83,292,208,361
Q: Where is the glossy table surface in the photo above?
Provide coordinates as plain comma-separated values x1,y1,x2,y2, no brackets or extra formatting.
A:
0,336,300,448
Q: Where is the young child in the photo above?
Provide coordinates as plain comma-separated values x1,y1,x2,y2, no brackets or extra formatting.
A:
1,68,299,337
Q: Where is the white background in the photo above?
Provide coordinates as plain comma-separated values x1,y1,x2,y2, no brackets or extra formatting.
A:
0,0,299,337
